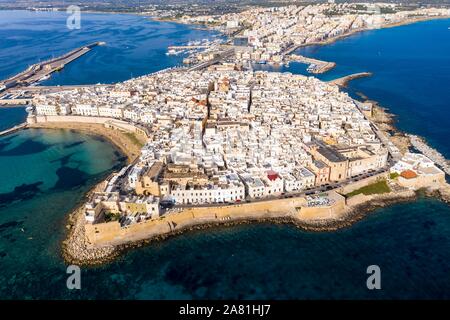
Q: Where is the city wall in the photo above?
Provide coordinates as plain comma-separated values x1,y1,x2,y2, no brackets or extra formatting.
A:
32,115,149,138
337,171,388,195
85,193,347,247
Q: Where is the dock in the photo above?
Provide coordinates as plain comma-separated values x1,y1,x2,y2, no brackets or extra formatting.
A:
288,54,336,74
328,72,372,87
0,123,27,138
0,84,108,106
0,42,104,94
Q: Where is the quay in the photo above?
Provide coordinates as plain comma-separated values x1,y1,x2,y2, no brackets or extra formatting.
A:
288,54,336,74
0,84,109,106
328,72,372,87
0,123,26,137
408,134,450,175
8,84,107,93
281,43,301,56
0,42,104,94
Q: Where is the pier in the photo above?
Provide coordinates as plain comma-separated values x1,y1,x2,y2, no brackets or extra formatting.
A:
288,54,336,74
0,42,104,94
0,123,27,137
408,134,450,175
328,72,372,87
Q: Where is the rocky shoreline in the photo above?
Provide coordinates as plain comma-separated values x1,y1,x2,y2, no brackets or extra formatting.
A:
54,14,450,266
58,70,437,268
63,92,450,266
63,188,421,266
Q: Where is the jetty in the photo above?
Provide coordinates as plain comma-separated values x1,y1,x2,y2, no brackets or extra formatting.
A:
0,42,104,94
328,72,372,87
407,134,450,175
0,123,27,138
288,54,336,74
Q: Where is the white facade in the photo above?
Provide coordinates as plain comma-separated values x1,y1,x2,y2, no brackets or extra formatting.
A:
35,103,70,116
98,106,124,118
171,184,245,205
72,104,99,116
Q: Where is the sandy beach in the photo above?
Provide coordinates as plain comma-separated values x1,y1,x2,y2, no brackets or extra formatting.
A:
37,93,448,267
25,121,147,265
28,122,146,162
26,13,450,267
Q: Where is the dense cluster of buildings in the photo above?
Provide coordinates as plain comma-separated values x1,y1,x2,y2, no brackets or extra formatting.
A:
32,69,390,224
29,2,450,227
391,153,446,190
181,3,449,64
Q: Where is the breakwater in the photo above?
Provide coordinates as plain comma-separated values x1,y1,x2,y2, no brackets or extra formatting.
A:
288,54,336,74
328,72,373,87
408,134,450,175
0,123,26,137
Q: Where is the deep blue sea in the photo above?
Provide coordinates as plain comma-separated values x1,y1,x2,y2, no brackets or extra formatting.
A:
256,19,450,159
0,11,450,299
0,10,217,84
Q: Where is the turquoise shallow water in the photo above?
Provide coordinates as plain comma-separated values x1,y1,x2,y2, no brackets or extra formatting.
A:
0,128,126,299
0,12,450,299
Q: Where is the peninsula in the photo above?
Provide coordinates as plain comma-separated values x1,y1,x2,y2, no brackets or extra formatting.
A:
4,2,450,265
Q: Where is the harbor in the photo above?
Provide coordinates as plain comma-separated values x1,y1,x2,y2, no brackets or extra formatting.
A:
0,41,105,95
287,54,336,74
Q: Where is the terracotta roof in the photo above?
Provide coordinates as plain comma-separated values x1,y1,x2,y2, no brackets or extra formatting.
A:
400,170,418,179
267,170,279,181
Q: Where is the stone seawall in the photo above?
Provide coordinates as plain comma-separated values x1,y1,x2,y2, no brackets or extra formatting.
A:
337,171,388,195
33,115,149,138
85,192,347,247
